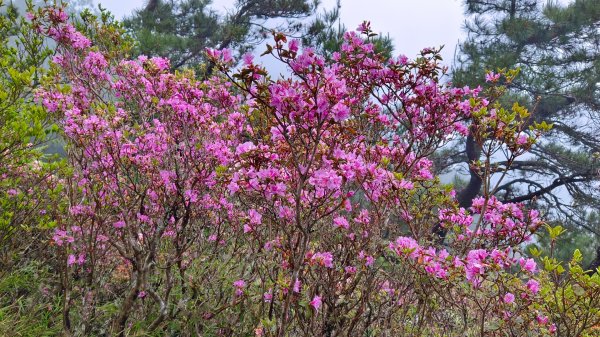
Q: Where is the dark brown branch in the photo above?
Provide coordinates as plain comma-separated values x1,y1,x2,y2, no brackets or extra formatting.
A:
504,174,593,203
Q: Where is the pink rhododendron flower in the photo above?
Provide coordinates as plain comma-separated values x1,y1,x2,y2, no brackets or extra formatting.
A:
67,254,76,266
465,249,489,286
263,290,273,303
234,279,246,296
242,53,254,65
150,56,170,71
333,216,350,230
520,258,537,274
310,295,322,311
113,220,125,229
332,102,350,122
288,39,300,52
389,236,420,257
527,279,540,294
293,279,301,293
516,133,529,145
357,21,371,33
249,209,262,225
485,71,501,82
236,141,256,155
311,252,334,268
221,48,233,63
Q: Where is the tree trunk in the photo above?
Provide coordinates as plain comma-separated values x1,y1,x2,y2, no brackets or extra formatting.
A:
433,133,482,243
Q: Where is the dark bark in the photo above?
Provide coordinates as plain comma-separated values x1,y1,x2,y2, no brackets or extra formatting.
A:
586,246,600,275
456,134,483,209
145,0,159,12
433,134,482,243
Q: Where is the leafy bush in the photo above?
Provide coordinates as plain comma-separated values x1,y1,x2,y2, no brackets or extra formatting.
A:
0,0,65,270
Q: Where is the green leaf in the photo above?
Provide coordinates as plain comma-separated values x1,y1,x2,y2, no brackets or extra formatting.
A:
572,249,583,263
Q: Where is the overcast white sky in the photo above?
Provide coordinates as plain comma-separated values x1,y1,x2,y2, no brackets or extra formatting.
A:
95,0,466,65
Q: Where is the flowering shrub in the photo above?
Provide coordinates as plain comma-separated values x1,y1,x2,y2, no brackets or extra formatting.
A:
0,2,71,335
0,1,64,266
24,4,600,337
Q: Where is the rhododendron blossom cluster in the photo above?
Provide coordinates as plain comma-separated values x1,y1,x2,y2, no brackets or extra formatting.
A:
32,6,562,336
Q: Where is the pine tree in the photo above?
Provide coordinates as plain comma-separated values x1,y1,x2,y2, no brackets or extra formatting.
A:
123,0,319,72
449,0,600,265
